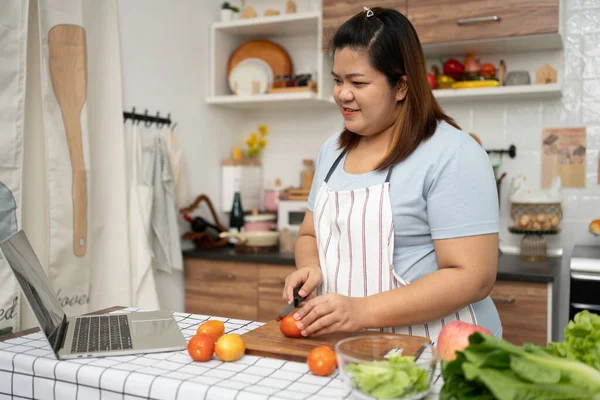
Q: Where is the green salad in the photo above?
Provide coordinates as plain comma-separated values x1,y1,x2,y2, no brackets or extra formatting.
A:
344,354,430,399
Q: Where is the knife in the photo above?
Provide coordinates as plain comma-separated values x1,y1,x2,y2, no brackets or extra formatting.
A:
276,286,306,321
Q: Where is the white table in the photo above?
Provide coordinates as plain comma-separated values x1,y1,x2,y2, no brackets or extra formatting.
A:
0,308,443,399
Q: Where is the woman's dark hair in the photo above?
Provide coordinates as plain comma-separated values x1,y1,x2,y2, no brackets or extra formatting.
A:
327,7,460,170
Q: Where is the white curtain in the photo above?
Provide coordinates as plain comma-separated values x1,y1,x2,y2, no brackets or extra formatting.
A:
36,0,131,316
0,0,179,333
0,0,29,334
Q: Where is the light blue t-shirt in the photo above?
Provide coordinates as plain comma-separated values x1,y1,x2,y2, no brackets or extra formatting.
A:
307,120,502,335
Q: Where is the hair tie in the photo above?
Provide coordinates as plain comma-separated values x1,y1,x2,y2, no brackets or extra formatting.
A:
363,6,374,17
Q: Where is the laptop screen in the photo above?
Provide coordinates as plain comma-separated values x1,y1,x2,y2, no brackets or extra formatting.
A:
0,230,66,350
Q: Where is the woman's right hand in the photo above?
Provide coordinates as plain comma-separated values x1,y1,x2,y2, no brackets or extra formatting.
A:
283,265,322,303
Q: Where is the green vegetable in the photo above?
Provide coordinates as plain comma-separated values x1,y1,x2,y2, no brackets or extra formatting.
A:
547,310,600,370
440,332,600,400
345,354,430,399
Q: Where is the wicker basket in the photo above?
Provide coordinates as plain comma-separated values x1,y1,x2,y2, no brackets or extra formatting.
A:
510,202,562,232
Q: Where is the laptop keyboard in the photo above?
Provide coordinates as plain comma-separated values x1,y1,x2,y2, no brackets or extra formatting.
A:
71,314,133,354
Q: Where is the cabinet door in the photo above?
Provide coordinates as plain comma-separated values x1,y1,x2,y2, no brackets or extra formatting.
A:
258,264,295,322
407,0,559,45
184,259,258,321
322,0,408,50
491,280,548,346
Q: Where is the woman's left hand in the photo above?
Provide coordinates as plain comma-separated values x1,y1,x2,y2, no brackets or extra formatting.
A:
293,293,363,337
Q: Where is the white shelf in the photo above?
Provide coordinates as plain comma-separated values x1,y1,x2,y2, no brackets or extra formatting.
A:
422,33,563,58
433,83,562,102
324,84,562,105
212,11,320,37
206,92,328,110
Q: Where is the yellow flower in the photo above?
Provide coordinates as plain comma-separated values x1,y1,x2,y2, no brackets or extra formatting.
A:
258,124,268,136
245,132,258,146
258,138,267,148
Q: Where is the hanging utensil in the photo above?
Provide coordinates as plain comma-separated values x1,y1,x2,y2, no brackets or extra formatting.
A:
48,24,88,257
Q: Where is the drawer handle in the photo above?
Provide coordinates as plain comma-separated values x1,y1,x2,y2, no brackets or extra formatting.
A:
457,16,501,25
491,296,515,304
202,272,237,280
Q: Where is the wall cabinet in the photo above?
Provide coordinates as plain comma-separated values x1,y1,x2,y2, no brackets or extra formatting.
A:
322,0,407,49
321,0,559,52
184,258,552,346
407,0,559,45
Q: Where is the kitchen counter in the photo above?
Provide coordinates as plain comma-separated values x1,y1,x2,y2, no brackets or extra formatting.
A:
182,246,561,283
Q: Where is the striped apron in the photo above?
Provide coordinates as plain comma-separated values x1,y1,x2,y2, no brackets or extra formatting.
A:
313,150,477,344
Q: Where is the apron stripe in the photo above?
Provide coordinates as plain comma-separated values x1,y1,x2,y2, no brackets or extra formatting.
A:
424,323,430,340
378,184,384,293
408,325,413,335
362,187,370,297
347,190,355,297
333,192,341,293
455,311,461,321
441,318,445,327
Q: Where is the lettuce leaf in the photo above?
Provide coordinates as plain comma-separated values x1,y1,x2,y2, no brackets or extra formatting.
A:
440,332,600,400
344,353,429,399
547,310,600,370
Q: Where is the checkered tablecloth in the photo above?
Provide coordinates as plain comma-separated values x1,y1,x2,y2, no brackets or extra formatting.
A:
0,308,443,399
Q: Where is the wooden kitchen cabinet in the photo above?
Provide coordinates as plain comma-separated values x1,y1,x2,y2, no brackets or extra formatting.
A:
184,258,259,321
490,280,549,346
406,0,559,45
322,0,407,49
184,258,295,322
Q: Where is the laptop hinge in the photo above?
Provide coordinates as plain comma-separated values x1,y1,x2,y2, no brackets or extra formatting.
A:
50,314,69,354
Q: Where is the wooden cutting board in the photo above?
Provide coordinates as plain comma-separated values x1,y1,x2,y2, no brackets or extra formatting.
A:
242,320,430,363
227,39,292,78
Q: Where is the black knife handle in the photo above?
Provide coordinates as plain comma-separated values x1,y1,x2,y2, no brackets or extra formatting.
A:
293,287,305,307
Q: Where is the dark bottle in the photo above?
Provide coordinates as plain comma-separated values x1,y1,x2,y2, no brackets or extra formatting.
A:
229,177,245,233
182,214,221,240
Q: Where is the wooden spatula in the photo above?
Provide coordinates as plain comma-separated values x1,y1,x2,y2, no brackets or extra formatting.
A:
48,24,88,257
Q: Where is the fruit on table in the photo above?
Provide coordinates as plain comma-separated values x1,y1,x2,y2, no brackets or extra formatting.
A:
436,74,455,89
480,63,497,79
280,315,303,338
452,80,499,89
589,219,600,234
443,58,464,80
215,333,246,361
437,320,492,361
464,59,481,78
231,147,243,160
307,346,337,376
427,72,437,89
197,320,225,341
188,333,215,362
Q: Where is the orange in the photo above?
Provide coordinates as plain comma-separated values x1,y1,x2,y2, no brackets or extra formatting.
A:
197,320,225,341
187,334,215,362
214,333,246,362
307,346,337,376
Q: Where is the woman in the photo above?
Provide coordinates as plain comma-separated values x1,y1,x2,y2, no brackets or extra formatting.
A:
282,6,502,343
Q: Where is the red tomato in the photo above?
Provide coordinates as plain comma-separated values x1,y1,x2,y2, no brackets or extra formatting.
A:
187,333,215,362
279,315,303,338
307,346,337,376
197,320,225,341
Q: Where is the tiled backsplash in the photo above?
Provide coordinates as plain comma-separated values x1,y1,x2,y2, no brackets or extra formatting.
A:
238,0,600,337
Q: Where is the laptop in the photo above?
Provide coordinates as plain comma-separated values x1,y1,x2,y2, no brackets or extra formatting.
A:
0,230,186,359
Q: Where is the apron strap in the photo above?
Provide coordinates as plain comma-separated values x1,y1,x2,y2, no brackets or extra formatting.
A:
385,167,393,183
324,149,347,183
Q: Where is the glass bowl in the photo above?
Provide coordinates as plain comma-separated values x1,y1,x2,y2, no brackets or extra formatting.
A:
335,335,438,400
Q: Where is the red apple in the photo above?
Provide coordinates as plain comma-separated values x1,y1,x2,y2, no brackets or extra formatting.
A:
437,321,492,361
427,73,437,89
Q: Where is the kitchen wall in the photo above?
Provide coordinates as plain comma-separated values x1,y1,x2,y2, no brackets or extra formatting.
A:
118,0,241,312
235,0,600,337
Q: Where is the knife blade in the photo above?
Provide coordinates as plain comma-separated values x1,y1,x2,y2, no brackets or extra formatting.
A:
276,286,306,321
